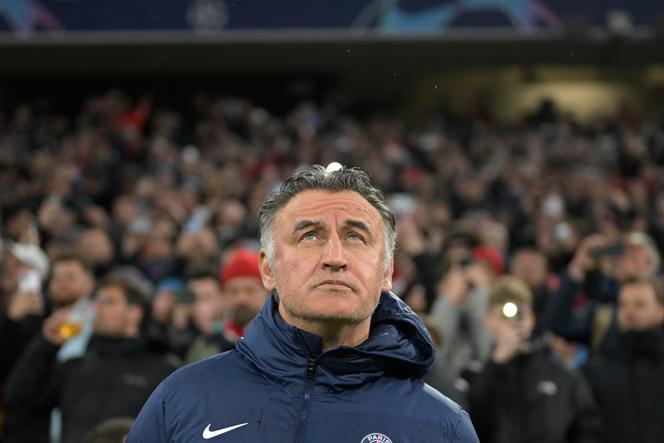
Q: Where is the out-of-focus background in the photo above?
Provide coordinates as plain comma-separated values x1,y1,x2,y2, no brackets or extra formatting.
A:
1,2,664,443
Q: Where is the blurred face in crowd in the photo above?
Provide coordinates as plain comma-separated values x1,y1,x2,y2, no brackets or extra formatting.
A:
151,289,176,324
617,282,664,332
224,277,268,327
618,243,659,280
75,228,114,267
48,259,95,307
510,250,548,289
485,299,536,363
94,285,143,337
259,190,393,335
189,277,225,333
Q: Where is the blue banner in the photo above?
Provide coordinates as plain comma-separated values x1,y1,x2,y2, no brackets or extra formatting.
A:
0,1,661,35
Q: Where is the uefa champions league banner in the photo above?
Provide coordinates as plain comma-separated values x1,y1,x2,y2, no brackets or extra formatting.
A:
0,0,660,35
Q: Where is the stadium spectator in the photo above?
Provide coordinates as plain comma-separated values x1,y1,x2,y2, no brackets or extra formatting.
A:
583,277,664,443
544,231,661,356
3,275,179,443
467,277,604,443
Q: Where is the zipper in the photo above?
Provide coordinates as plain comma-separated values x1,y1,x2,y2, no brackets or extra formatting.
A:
294,358,317,443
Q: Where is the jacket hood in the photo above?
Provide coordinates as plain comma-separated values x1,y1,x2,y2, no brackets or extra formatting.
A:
237,292,435,390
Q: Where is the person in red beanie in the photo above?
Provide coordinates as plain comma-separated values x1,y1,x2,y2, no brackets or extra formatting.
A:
219,248,269,342
184,250,268,364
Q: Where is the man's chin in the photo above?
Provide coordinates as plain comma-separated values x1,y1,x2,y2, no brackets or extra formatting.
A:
291,305,370,327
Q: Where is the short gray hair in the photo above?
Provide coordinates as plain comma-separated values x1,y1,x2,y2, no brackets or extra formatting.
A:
258,165,396,269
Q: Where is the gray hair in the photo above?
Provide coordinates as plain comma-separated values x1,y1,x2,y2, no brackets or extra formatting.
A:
258,165,396,270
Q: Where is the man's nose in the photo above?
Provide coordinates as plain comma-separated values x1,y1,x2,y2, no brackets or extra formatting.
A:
322,233,347,271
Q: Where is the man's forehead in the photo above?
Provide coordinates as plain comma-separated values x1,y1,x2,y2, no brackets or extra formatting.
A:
277,190,381,224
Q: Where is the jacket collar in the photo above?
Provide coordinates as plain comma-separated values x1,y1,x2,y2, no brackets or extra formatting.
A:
236,292,435,390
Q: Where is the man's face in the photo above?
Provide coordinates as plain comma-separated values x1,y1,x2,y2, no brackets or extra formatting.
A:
94,285,140,337
618,244,658,279
260,190,392,329
510,251,547,289
617,282,664,331
189,277,225,333
48,260,95,306
224,277,268,327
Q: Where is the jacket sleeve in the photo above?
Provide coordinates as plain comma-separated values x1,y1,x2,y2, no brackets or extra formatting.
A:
567,370,605,443
3,334,60,413
126,381,170,442
541,272,593,343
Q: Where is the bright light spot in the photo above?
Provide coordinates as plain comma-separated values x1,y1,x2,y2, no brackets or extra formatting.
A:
326,162,343,173
502,302,518,319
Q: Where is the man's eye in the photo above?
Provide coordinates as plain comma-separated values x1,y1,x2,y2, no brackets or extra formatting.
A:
347,232,364,242
301,231,318,241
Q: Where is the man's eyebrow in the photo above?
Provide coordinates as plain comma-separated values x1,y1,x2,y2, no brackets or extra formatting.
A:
293,220,324,233
344,219,372,235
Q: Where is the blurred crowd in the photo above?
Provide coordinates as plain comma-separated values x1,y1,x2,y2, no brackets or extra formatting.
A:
0,90,663,443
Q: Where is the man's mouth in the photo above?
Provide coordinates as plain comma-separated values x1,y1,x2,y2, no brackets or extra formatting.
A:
317,280,354,290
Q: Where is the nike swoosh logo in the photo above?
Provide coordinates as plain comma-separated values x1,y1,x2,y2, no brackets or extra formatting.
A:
202,423,248,439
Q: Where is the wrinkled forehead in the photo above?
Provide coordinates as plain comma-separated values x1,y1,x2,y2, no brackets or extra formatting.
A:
276,190,384,230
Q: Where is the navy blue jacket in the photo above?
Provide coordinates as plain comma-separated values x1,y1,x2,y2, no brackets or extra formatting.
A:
127,292,478,442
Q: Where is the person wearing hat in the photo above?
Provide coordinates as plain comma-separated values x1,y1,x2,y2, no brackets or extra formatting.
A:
219,248,269,341
467,276,603,443
185,249,269,364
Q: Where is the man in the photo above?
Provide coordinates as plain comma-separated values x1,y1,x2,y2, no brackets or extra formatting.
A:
509,247,552,333
47,252,97,310
128,165,478,442
185,250,268,363
1,252,95,441
0,242,50,439
544,231,660,356
467,276,603,443
4,275,179,443
584,277,664,443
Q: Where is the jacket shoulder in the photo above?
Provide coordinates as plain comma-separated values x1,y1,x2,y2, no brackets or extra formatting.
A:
408,381,478,441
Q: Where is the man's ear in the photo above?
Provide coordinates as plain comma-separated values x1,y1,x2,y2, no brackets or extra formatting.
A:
259,250,276,291
381,259,394,292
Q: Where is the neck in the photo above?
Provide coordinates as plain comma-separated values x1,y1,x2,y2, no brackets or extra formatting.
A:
278,305,371,352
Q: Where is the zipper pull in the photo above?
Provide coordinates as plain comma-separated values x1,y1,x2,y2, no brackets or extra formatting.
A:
306,358,316,379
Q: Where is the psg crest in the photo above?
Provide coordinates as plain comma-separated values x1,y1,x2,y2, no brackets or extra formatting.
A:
361,433,393,443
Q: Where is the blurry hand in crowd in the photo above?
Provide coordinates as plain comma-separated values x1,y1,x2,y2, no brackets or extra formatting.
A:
42,308,73,346
7,289,45,321
464,262,493,289
568,234,609,281
437,267,469,307
486,303,535,364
